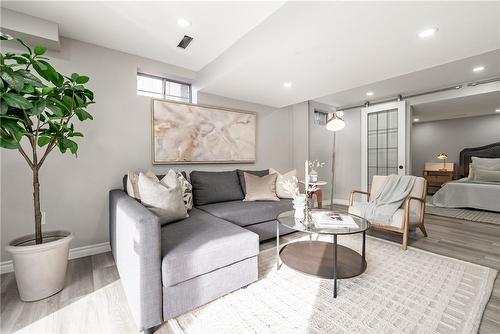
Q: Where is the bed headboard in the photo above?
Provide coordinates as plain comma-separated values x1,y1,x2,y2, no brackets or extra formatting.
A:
459,142,500,177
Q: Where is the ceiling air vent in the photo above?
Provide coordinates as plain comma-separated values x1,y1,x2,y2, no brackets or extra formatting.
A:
177,35,193,49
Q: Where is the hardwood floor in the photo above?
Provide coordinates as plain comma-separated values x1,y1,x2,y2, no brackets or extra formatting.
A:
1,208,499,333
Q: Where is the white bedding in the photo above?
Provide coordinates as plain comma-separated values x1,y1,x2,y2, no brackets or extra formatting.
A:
431,178,500,212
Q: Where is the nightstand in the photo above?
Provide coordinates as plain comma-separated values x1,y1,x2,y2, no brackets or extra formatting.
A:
423,170,454,195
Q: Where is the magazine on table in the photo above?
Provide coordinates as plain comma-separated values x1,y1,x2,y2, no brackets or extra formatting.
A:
310,211,358,228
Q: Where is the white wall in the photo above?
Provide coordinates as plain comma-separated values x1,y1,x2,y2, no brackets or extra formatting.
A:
0,37,293,262
412,114,500,177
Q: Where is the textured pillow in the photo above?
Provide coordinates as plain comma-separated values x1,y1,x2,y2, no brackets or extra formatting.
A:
474,168,500,182
190,170,244,206
237,169,269,193
138,172,188,225
126,170,158,200
243,172,279,202
470,157,500,179
175,172,193,210
269,168,298,199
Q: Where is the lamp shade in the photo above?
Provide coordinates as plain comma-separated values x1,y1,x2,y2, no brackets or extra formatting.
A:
326,114,346,132
437,153,448,160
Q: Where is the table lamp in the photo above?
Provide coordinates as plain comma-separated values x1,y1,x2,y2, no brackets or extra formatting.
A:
437,153,448,171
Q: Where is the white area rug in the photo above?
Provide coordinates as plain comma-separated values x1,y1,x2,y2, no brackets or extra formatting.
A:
426,206,500,226
169,234,496,334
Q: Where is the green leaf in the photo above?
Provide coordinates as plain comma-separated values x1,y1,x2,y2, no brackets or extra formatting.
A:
62,95,74,111
42,87,54,95
37,136,51,147
21,84,35,94
16,38,32,54
0,101,8,115
1,69,24,91
75,108,93,121
12,56,28,65
83,89,94,100
0,78,4,90
69,131,84,137
29,100,46,116
34,45,47,56
17,70,44,88
71,73,79,81
1,93,33,109
46,104,63,117
75,75,89,84
0,134,19,149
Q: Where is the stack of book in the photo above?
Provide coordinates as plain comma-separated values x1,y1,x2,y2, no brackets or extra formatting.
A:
310,211,358,228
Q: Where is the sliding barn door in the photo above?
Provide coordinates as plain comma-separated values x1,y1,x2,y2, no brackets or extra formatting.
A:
361,101,408,191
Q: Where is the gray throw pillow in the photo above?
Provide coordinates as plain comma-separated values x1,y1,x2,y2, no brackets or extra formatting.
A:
243,173,280,201
237,169,269,193
190,170,244,206
138,171,188,225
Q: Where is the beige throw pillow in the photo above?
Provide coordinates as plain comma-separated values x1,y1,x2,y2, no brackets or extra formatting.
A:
243,172,279,202
138,171,188,224
269,168,297,199
127,170,158,200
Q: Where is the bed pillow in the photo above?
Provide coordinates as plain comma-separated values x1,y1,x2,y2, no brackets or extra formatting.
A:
243,172,279,202
138,171,188,225
469,157,500,179
269,168,297,199
473,169,500,182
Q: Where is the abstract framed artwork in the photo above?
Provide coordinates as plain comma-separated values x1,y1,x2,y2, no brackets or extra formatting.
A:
151,99,257,164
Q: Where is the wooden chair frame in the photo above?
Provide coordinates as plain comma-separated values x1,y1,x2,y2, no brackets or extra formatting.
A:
348,179,428,250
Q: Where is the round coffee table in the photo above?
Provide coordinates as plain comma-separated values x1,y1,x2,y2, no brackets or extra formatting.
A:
276,209,370,298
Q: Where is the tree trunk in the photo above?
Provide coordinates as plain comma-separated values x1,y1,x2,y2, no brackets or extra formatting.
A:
33,168,42,244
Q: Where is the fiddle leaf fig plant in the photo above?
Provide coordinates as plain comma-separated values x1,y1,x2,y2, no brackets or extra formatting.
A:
0,33,95,244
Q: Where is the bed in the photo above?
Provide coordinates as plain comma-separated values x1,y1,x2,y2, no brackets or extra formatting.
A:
431,142,500,212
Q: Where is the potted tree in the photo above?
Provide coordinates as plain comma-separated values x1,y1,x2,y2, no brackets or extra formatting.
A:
1,34,95,301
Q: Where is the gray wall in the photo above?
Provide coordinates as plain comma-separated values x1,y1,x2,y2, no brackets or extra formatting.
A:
0,38,293,261
411,114,500,177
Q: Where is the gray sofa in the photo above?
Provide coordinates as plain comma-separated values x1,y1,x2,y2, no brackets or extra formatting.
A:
109,169,293,333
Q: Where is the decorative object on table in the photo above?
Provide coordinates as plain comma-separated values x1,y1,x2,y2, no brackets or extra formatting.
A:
307,160,325,183
151,99,256,164
325,112,346,208
423,169,454,195
1,35,95,301
437,153,449,171
292,194,307,219
299,180,327,209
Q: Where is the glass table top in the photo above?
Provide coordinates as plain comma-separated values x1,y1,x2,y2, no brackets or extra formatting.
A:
277,209,370,235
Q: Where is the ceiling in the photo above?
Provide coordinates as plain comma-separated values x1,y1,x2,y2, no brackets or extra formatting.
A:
314,49,500,107
0,1,285,71
1,1,499,108
412,91,500,123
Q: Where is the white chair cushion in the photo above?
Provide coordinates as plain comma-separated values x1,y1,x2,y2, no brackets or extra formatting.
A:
349,203,420,229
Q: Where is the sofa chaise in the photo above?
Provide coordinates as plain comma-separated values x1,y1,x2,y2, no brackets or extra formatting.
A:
109,169,294,333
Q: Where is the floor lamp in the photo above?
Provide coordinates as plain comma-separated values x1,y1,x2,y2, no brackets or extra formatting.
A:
326,113,346,209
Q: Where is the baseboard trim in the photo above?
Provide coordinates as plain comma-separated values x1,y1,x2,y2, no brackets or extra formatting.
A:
321,198,350,207
1,242,111,274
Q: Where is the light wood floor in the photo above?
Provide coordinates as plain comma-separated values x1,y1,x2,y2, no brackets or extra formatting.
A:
1,207,499,334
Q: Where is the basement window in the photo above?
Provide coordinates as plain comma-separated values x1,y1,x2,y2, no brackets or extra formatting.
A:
137,73,191,103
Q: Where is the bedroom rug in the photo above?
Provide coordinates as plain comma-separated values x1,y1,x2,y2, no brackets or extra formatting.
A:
169,234,496,334
426,206,500,226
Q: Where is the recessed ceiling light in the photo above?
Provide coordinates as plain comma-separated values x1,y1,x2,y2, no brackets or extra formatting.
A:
413,118,420,122
177,18,191,27
366,91,374,97
283,82,292,88
473,66,485,72
418,27,438,39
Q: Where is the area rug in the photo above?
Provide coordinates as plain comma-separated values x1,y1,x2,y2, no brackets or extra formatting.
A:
169,234,496,334
426,206,500,226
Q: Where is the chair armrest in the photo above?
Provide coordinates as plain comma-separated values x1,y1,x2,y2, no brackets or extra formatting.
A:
403,196,426,223
109,189,162,331
349,190,370,206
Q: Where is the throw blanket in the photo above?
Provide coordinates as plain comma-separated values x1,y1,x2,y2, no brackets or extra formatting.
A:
361,175,416,223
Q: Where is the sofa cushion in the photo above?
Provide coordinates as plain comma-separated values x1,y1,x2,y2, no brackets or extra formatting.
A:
190,170,244,206
237,169,269,194
197,199,293,227
160,208,258,287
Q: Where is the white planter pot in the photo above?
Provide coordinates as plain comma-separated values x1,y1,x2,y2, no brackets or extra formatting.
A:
5,230,73,302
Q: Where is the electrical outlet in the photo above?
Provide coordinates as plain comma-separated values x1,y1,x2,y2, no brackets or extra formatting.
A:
41,211,46,225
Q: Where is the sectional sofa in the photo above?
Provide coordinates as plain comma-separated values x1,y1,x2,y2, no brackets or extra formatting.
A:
109,169,294,333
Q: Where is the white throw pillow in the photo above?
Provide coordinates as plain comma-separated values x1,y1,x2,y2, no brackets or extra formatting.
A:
138,172,188,224
127,170,158,200
470,157,500,180
269,168,297,199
